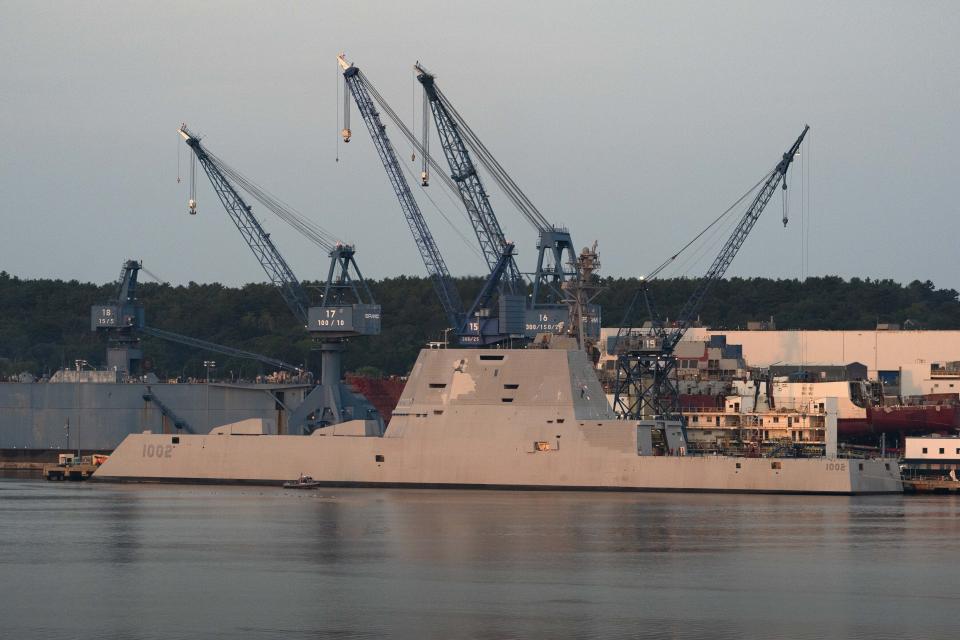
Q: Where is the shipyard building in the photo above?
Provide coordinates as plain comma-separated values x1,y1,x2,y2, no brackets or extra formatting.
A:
598,327,960,450
600,327,960,396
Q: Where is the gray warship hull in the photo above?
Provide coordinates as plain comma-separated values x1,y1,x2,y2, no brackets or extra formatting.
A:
95,348,903,494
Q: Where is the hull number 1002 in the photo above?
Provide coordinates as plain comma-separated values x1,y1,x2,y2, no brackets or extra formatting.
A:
142,444,173,459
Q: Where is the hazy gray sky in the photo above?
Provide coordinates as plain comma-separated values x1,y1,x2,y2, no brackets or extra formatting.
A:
1,1,958,290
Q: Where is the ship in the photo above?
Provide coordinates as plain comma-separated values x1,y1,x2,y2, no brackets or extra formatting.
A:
864,396,960,436
675,378,960,446
94,347,902,494
677,379,871,451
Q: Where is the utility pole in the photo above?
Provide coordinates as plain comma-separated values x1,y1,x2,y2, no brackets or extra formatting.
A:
74,359,87,458
204,360,216,384
203,360,215,434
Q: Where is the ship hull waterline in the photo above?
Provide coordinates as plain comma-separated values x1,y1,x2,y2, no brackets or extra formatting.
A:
93,431,901,495
94,348,903,495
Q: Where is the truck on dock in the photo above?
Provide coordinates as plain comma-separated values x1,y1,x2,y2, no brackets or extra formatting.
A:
43,454,108,481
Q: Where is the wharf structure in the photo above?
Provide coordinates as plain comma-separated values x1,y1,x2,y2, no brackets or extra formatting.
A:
0,376,311,462
901,435,960,492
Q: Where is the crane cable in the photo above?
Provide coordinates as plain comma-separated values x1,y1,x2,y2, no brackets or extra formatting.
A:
335,64,341,163
614,169,772,338
189,150,197,210
674,206,743,280
434,86,551,232
356,71,484,261
140,266,168,285
410,71,417,162
203,150,342,252
644,169,773,282
360,71,459,196
342,76,351,146
421,85,430,185
397,154,486,264
804,132,812,283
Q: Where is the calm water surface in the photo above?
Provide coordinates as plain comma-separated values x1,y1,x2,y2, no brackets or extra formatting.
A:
1,474,958,639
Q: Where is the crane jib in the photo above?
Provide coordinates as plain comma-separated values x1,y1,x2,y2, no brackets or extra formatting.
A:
341,65,464,330
342,57,536,345
180,128,311,324
613,125,810,421
414,70,522,291
668,125,810,346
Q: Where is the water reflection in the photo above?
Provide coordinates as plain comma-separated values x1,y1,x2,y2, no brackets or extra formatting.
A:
103,492,141,565
2,477,959,640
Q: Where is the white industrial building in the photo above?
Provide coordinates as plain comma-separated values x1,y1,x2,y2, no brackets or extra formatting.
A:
599,328,960,396
904,436,960,462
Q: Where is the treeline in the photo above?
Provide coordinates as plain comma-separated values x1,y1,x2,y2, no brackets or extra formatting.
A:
1,270,958,379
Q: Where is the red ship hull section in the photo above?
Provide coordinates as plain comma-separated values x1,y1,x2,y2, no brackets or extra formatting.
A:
856,405,960,436
346,375,405,425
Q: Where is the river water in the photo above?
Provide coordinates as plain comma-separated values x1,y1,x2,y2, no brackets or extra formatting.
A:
1,475,958,639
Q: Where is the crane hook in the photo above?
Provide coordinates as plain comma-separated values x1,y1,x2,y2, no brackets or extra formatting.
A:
781,182,789,227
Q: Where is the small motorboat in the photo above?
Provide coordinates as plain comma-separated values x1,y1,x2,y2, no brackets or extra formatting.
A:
283,474,322,489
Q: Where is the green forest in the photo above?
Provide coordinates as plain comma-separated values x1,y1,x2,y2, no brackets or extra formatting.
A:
1,270,959,380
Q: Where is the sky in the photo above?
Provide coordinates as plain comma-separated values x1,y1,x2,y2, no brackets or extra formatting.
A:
1,1,958,290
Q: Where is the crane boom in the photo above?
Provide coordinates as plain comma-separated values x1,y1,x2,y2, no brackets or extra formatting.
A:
411,62,595,345
179,125,311,325
613,125,809,423
338,56,463,330
176,126,383,431
666,125,809,351
414,64,523,293
139,326,301,373
92,260,303,375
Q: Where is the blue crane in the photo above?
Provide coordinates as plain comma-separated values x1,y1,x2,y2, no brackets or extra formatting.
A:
414,64,524,293
412,63,599,345
338,55,522,346
91,260,303,376
612,125,810,422
179,125,312,324
178,125,379,338
178,126,383,431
